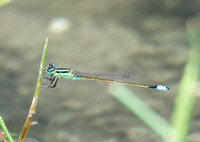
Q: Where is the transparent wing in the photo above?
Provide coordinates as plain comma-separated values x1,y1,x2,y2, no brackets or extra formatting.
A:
72,71,135,83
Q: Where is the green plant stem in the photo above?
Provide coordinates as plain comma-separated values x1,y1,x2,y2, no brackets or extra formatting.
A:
0,116,14,142
18,38,48,142
170,19,200,142
109,85,173,140
0,0,12,7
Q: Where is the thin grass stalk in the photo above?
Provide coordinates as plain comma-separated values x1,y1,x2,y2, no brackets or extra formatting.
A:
18,38,48,142
0,116,14,142
109,85,173,140
0,0,12,7
170,19,200,142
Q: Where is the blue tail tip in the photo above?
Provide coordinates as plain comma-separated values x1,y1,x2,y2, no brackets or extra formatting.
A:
150,85,170,91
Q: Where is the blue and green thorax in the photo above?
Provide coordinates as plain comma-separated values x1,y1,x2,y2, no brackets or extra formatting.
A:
46,64,82,80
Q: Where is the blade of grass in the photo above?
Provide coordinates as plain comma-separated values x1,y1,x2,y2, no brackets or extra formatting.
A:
108,85,173,140
0,0,12,7
18,38,48,142
0,116,14,142
170,19,200,142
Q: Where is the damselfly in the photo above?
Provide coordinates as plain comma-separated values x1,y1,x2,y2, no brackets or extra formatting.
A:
43,64,170,91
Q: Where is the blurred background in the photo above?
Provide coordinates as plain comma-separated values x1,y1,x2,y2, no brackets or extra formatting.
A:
0,0,200,142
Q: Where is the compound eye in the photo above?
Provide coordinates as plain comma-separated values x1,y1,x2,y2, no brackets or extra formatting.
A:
47,64,55,70
48,68,55,72
49,64,55,68
46,64,56,74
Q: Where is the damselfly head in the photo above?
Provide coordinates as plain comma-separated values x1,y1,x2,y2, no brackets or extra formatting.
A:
46,64,56,74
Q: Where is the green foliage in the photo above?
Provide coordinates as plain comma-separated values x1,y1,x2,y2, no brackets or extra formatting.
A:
0,116,14,142
0,0,12,8
109,19,200,142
